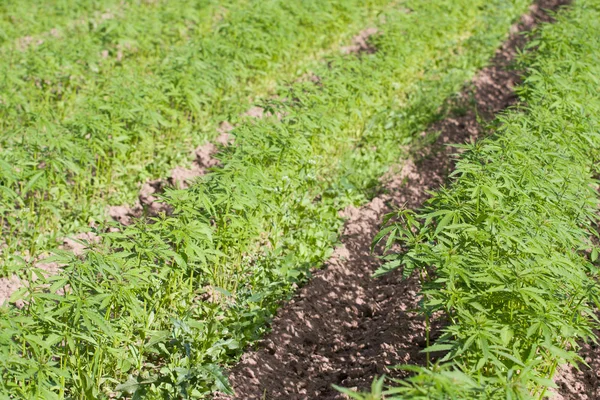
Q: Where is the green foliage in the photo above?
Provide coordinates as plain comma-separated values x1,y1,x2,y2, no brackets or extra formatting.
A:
363,2,600,398
0,0,391,273
0,0,535,397
0,0,123,45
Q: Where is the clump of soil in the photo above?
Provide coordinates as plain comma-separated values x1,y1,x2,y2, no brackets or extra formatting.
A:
0,275,23,306
214,1,573,398
61,231,100,256
296,73,323,86
244,106,268,119
0,256,61,306
109,102,288,227
243,104,286,121
341,28,378,55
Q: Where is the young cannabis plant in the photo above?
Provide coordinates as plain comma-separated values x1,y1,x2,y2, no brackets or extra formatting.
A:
1,0,536,397
367,1,600,398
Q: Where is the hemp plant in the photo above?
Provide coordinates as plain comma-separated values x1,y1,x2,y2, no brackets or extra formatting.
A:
356,1,600,398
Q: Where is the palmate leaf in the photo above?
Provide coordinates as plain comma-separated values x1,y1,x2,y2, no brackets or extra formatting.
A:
333,376,385,400
332,385,372,400
371,224,398,251
434,210,457,235
422,343,454,353
7,287,28,305
373,258,402,278
21,170,45,197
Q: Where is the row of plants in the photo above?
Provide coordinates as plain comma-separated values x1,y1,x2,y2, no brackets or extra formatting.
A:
0,0,393,274
0,0,124,45
356,1,600,398
0,0,538,398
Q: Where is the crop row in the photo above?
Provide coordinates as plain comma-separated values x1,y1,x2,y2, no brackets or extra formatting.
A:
0,0,391,274
361,1,600,398
0,0,535,398
0,0,124,45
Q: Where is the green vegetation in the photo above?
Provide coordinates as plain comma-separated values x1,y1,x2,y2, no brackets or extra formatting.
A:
0,0,123,45
0,0,540,398
358,1,600,398
0,0,392,273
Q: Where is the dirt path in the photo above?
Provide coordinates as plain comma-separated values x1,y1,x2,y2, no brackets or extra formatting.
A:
214,1,575,398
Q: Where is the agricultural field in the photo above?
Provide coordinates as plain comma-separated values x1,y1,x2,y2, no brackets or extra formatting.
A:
363,0,600,397
0,0,599,399
0,0,395,273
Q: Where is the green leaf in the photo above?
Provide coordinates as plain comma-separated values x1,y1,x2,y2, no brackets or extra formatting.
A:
202,364,233,394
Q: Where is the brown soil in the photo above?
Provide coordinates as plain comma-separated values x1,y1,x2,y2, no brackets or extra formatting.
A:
244,106,269,119
340,28,379,55
0,231,101,305
213,1,575,399
0,258,60,306
61,231,101,256
243,104,286,121
0,275,23,306
551,326,600,399
108,100,285,227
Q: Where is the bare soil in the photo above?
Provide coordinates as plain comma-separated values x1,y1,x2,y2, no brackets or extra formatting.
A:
0,231,101,306
551,325,600,399
213,1,585,399
0,258,60,306
340,28,379,55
